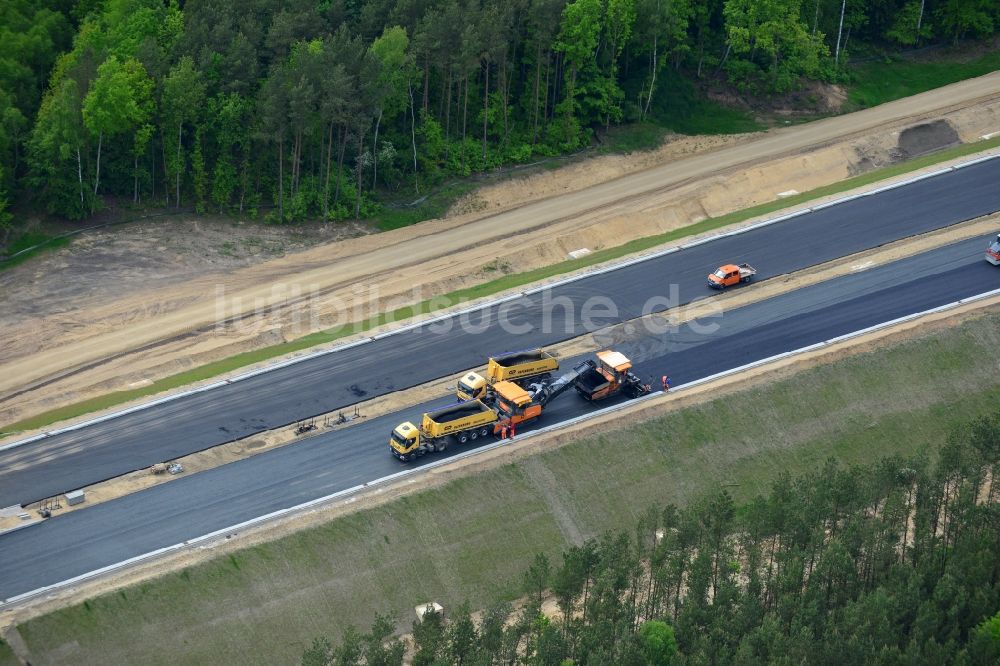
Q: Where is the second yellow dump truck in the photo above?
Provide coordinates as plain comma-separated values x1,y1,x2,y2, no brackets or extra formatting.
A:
456,349,559,400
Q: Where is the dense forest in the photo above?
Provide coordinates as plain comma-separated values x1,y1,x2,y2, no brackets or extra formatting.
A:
1,0,998,237
302,412,1000,665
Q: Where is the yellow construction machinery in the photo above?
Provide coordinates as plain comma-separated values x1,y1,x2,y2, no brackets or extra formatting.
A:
391,350,651,461
455,349,558,400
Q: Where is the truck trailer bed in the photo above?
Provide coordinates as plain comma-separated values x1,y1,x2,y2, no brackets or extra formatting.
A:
492,350,549,366
428,401,493,423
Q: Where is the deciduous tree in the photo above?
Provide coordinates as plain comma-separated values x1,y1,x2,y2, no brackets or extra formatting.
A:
82,55,154,202
161,56,205,207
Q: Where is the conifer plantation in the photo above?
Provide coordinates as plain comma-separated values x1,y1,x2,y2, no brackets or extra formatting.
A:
304,412,1000,665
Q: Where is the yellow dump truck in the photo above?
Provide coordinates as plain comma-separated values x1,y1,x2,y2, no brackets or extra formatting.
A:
390,399,500,461
456,349,559,400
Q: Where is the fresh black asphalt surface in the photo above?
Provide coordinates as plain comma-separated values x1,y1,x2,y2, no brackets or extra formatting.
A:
1,157,999,508
1,237,997,601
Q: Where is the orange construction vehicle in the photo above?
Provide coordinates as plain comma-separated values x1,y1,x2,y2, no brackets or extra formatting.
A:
491,381,542,432
572,350,651,401
987,234,1000,266
494,351,651,430
708,263,757,289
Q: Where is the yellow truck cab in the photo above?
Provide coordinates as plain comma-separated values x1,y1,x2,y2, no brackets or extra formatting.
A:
456,372,488,401
389,421,421,459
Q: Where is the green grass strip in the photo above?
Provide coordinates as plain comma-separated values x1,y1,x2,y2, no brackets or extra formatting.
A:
0,639,18,666
376,181,478,231
0,232,72,271
848,51,1000,109
4,137,999,435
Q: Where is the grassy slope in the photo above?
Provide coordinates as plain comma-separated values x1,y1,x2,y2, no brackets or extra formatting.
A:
0,640,17,666
376,181,478,232
849,50,1000,109
17,313,1000,666
0,230,71,271
649,67,762,135
6,134,1000,437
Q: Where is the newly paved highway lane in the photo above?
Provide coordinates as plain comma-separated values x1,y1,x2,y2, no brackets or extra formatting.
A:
2,157,999,507
1,238,997,602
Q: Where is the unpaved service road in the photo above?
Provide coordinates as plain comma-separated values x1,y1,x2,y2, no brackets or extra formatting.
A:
3,72,1000,411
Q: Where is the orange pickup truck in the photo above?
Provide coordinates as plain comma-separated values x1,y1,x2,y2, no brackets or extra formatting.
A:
987,234,1000,266
708,263,757,289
